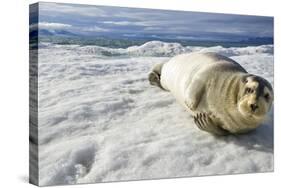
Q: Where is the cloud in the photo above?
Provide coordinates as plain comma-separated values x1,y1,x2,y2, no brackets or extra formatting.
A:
30,22,72,30
39,22,72,29
29,20,111,35
102,21,148,26
39,2,106,17
143,26,163,31
82,26,109,32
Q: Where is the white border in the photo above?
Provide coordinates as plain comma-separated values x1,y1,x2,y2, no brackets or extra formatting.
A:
0,0,280,188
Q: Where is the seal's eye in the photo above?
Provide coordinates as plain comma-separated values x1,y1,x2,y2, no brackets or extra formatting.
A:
264,93,270,101
245,87,253,94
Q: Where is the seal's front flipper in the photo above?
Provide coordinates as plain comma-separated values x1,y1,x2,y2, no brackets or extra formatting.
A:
184,80,205,111
193,113,229,136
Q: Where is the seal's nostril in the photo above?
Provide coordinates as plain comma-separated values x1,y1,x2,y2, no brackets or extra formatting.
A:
250,104,258,112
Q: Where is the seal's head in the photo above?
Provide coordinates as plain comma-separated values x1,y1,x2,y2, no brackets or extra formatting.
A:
238,74,273,120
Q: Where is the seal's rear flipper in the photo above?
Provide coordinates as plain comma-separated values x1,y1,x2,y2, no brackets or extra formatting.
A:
193,113,229,136
148,72,160,86
148,62,166,90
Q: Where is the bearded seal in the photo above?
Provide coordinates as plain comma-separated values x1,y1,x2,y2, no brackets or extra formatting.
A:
148,52,273,135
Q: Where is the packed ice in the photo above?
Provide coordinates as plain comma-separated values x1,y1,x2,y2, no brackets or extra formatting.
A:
36,41,273,186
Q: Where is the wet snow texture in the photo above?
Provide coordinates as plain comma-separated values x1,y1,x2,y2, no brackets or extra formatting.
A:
37,41,274,186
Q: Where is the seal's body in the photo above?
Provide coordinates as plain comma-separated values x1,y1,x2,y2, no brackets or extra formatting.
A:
149,52,273,135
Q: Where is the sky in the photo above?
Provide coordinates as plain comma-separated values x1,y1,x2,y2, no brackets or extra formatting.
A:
31,2,273,41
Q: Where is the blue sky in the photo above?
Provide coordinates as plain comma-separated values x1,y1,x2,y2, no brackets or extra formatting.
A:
33,2,273,41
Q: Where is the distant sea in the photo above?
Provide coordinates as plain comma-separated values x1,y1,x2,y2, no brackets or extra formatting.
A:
34,35,273,49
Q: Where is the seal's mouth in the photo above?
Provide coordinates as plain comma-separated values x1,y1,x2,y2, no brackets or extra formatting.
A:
238,99,267,119
247,113,264,119
239,109,266,123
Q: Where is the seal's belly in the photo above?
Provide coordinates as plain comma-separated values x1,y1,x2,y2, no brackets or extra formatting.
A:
160,53,217,107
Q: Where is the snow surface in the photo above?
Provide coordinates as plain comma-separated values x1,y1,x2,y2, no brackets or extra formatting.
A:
36,41,274,186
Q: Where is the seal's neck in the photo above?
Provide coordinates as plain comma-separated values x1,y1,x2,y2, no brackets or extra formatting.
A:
222,73,244,106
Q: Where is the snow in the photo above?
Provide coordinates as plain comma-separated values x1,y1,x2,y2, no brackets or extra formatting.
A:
36,41,274,186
